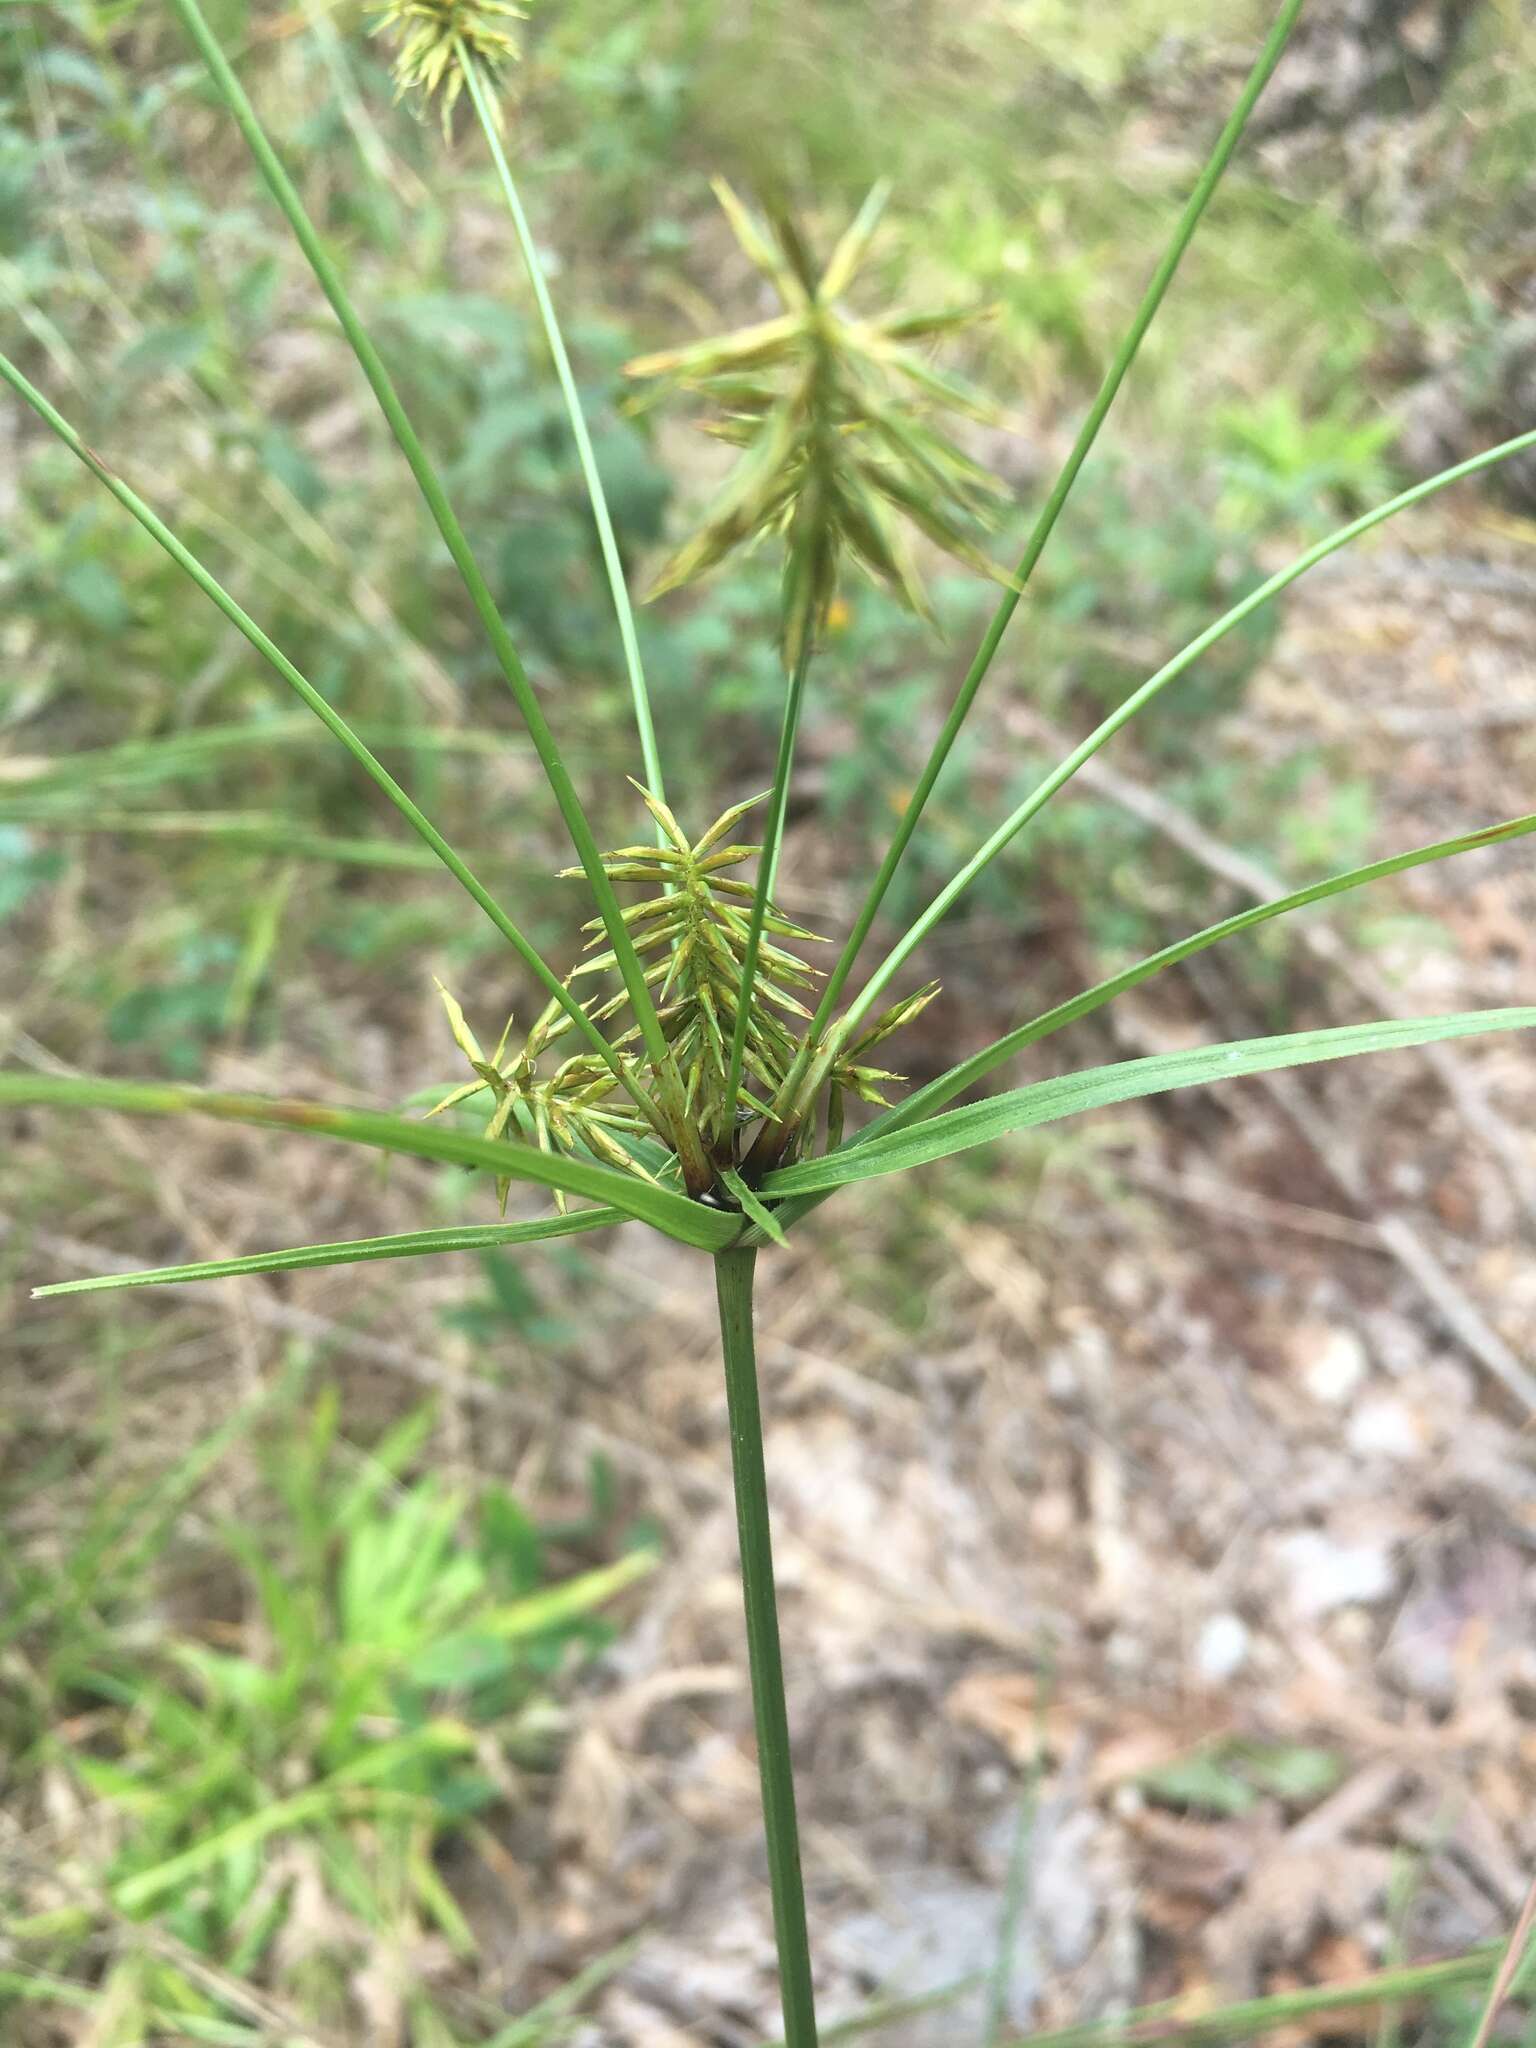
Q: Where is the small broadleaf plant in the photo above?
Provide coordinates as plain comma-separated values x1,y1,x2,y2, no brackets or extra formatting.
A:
5,2,1536,2040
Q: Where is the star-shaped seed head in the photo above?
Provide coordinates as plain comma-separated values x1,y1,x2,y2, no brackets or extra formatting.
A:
370,0,525,133
625,180,1008,667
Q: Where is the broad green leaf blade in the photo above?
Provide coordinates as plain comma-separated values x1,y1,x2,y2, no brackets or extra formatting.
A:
762,1010,1536,1197
0,1075,739,1251
868,810,1536,1142
31,1212,625,1298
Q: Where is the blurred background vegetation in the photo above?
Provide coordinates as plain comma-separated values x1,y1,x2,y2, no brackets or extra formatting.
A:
6,0,1536,2041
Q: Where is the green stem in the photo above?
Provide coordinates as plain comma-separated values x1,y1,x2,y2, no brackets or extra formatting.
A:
0,348,643,1098
724,625,815,1136
780,0,1304,1098
838,420,1536,1038
164,0,682,1111
713,1247,818,2046
458,47,667,814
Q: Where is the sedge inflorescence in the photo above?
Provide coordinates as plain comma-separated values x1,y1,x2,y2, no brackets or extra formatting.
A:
625,181,1009,666
432,790,939,1203
370,0,524,130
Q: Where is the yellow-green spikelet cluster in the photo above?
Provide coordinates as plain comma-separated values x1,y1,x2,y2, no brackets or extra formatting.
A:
370,0,523,129
625,180,1008,666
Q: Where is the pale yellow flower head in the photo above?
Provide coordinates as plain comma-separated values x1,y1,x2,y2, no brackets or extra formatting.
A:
370,0,525,132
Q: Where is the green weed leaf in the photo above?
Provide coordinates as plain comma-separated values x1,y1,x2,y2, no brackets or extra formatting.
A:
763,1010,1536,1196
0,1074,739,1250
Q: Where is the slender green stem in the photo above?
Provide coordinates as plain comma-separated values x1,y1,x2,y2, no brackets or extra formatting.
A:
164,0,681,1107
724,629,815,1135
457,47,666,814
0,348,647,1097
837,420,1536,1042
983,1658,1050,2048
713,1247,818,2047
782,0,1305,1082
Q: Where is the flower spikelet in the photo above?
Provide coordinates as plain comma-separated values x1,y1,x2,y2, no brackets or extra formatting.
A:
371,0,524,132
625,180,1007,665
562,787,825,1150
426,980,656,1213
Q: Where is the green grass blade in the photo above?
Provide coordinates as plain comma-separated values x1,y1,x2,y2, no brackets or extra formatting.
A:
870,810,1536,1141
842,423,1536,1035
724,633,814,1128
1465,1875,1536,2048
0,350,635,1091
760,811,1536,1240
1001,1947,1503,2048
719,1164,789,1248
790,0,1305,1066
481,1547,654,1641
0,720,547,802
0,1074,739,1250
458,46,666,812
762,1009,1536,1197
476,1938,645,2048
30,1212,625,1298
6,808,482,871
753,1977,985,2047
112,1723,473,1914
164,0,677,1091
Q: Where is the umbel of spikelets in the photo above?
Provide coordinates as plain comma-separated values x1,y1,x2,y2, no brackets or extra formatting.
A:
370,0,524,130
625,180,1008,665
431,791,940,1187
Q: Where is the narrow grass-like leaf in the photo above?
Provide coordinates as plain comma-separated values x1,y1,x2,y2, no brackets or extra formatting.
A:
477,1937,644,2048
0,1075,739,1249
719,1165,788,1248
7,809,477,871
758,812,1536,1241
872,810,1536,1139
0,720,546,802
30,1212,625,1298
112,1723,475,1913
457,47,666,817
763,1010,1536,1197
752,1976,986,2047
999,1947,1505,2048
0,350,638,1093
480,1547,654,1641
841,423,1536,1035
1465,1874,1536,2048
166,0,682,1116
788,0,1306,1071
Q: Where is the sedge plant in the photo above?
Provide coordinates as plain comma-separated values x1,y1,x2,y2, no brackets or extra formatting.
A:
6,1,1536,2038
